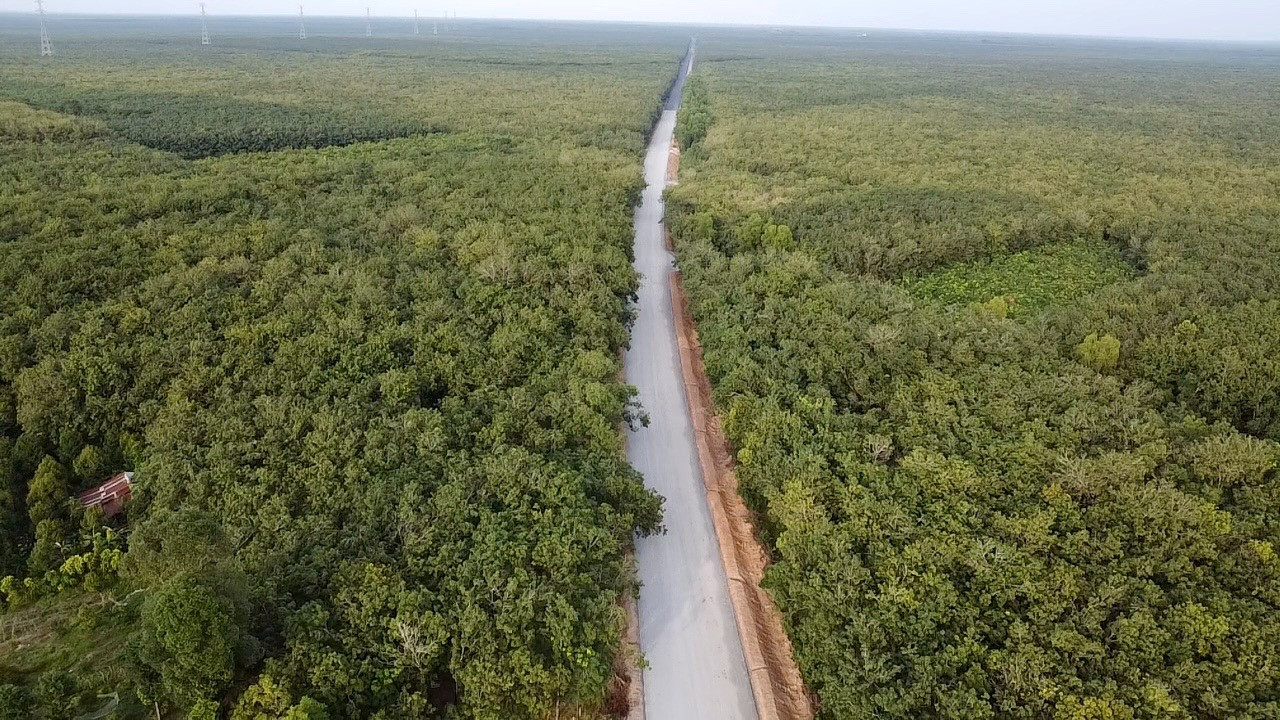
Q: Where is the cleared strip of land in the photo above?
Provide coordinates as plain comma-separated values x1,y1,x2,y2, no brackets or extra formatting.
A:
629,48,759,720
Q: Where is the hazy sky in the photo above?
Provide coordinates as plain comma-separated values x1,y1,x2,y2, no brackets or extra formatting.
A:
31,0,1280,42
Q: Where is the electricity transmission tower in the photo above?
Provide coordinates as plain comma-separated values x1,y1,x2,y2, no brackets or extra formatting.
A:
199,3,210,46
365,7,372,37
36,0,53,57
298,5,306,39
414,9,420,35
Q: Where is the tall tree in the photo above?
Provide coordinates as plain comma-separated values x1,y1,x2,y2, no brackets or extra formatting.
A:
129,573,247,712
25,456,69,529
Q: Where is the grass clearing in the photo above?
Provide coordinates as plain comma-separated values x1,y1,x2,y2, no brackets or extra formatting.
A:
900,239,1134,314
0,593,148,719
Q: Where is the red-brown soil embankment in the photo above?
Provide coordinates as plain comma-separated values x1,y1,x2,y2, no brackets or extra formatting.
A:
668,272,816,720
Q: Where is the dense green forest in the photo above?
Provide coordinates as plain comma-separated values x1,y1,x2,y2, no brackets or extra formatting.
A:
668,30,1280,719
0,17,689,719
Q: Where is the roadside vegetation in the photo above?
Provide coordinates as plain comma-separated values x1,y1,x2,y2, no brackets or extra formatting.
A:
0,18,689,719
669,29,1280,719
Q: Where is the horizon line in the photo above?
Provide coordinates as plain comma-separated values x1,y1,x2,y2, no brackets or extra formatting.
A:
3,11,1277,46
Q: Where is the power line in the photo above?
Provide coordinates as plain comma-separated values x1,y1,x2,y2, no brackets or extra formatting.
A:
36,0,53,57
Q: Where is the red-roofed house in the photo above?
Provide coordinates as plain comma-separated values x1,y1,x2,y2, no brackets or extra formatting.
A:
75,471,134,517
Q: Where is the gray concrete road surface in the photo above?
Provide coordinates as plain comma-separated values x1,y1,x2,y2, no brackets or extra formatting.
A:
629,47,759,720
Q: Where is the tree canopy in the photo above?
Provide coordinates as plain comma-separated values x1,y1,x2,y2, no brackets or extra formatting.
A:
669,29,1280,719
0,19,691,719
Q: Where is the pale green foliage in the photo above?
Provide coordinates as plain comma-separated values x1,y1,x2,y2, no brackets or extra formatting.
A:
1190,434,1280,488
762,223,795,251
738,213,769,247
689,211,716,242
904,240,1133,315
735,213,796,252
971,295,1010,319
188,699,220,720
284,699,329,720
1077,332,1121,372
0,101,103,142
232,676,328,720
1,529,124,607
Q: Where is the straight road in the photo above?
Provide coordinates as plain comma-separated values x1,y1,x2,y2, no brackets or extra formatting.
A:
629,46,759,720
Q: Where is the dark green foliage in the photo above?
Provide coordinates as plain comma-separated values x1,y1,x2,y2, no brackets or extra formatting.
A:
676,75,712,149
0,685,27,720
130,574,251,710
24,457,72,574
122,510,238,591
0,89,441,159
0,664,102,719
71,445,105,486
124,514,253,712
26,520,66,576
670,29,1280,720
30,669,91,720
0,439,23,576
0,17,687,720
1136,304,1280,441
